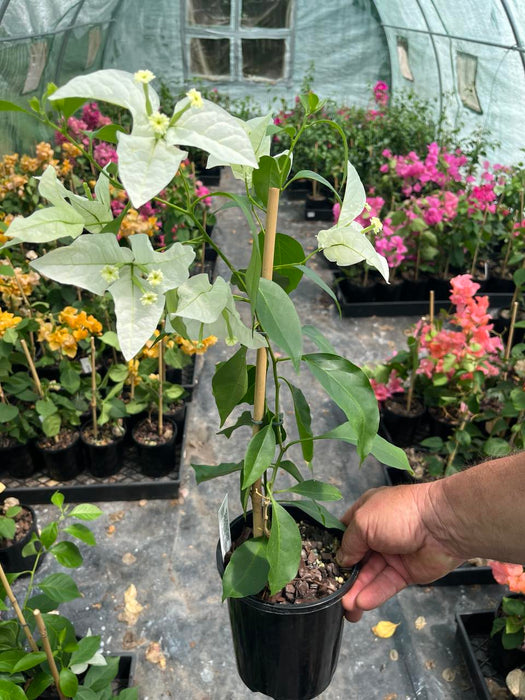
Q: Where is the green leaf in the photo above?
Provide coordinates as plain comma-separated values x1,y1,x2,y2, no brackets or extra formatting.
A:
36,399,57,418
60,364,81,394
0,404,18,422
420,436,444,452
39,522,58,549
221,537,269,599
502,630,524,649
0,100,29,114
242,425,276,490
212,347,248,426
191,462,241,485
304,353,379,461
483,437,511,457
49,541,83,568
25,671,54,700
26,593,58,613
100,331,120,350
502,596,525,616
68,504,103,521
283,500,345,531
12,651,47,672
245,233,262,315
302,325,336,354
70,635,102,666
59,667,78,697
39,573,81,602
261,233,304,294
71,688,98,700
117,689,139,700
267,500,302,595
217,410,253,438
256,278,303,371
252,155,282,207
0,650,27,672
91,123,126,144
42,413,61,438
279,459,304,482
63,523,96,546
84,655,119,691
51,491,64,508
511,387,525,410
290,169,339,200
283,380,313,463
297,265,341,314
513,267,525,288
278,479,342,501
0,679,27,698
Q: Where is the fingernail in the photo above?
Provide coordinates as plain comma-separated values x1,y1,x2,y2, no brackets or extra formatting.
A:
336,549,352,568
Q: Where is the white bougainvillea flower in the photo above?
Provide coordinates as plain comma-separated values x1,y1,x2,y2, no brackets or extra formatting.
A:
3,165,112,247
146,269,164,286
50,69,258,208
148,112,170,136
31,233,195,359
167,275,266,350
101,264,120,283
316,161,389,281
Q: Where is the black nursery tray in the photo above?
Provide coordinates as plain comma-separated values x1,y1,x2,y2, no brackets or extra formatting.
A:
334,278,513,317
456,611,512,700
113,653,137,692
383,465,495,586
3,361,200,504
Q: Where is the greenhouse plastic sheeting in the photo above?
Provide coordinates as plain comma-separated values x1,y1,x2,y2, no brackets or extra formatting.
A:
0,0,524,165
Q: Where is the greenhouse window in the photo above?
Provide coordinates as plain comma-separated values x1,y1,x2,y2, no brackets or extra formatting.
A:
22,41,47,94
457,52,482,113
185,0,293,82
396,37,414,82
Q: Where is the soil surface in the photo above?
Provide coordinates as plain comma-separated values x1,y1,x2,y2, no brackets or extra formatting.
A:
132,418,174,446
81,422,125,446
385,395,425,418
0,504,33,548
36,428,79,451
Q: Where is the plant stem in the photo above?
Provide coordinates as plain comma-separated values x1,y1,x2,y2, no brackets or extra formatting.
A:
158,339,164,437
470,208,489,277
0,563,38,652
90,337,98,440
505,301,519,360
20,339,43,399
251,187,280,538
34,610,66,700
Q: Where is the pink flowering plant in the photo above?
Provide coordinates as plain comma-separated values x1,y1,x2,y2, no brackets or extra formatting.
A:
489,561,525,652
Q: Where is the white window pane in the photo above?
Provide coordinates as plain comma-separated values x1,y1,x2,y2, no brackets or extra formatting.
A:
187,0,231,26
242,38,285,80
190,38,230,77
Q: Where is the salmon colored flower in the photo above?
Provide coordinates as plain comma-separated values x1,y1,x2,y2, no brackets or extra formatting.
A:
175,335,218,356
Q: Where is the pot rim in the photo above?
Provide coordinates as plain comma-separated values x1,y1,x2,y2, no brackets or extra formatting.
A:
217,505,359,614
0,504,37,553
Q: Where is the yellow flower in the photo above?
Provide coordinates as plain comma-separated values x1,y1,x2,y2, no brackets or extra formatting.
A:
370,216,383,233
126,358,141,387
58,306,78,327
19,155,39,173
62,142,82,158
59,159,73,176
176,335,217,356
0,310,22,337
37,319,53,342
73,328,89,342
186,88,203,109
119,209,158,238
47,327,78,358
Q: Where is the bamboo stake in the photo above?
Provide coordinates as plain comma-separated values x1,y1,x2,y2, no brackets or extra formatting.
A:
0,563,38,652
20,339,43,399
158,339,164,437
429,290,435,327
34,610,66,700
251,187,280,538
505,301,519,360
90,337,98,440
9,265,35,352
201,210,207,273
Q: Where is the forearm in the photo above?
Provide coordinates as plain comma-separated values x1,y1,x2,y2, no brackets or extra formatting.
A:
423,452,525,563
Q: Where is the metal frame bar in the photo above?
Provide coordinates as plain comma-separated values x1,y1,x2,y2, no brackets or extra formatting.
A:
381,22,525,53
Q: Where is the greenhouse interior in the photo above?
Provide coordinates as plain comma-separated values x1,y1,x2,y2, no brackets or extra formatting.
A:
0,0,524,698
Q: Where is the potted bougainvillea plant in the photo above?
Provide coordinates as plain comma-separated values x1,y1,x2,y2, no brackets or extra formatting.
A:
1,69,409,699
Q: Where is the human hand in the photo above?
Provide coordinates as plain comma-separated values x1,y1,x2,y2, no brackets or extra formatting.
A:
337,484,464,622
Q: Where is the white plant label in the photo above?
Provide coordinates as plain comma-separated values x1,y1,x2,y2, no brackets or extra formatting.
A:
80,357,91,374
218,493,231,559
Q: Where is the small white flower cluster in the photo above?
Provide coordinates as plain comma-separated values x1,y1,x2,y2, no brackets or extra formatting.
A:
134,69,155,84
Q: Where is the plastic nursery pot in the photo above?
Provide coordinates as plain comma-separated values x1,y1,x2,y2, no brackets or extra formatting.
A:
35,430,84,482
80,422,126,478
0,505,42,575
1,439,35,479
304,194,334,221
132,417,177,478
217,505,359,700
381,396,426,447
487,594,525,676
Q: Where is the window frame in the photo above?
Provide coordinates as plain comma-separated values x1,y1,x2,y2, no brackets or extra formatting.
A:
456,51,482,114
182,0,295,84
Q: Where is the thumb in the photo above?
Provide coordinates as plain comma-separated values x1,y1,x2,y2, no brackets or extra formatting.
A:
336,517,370,568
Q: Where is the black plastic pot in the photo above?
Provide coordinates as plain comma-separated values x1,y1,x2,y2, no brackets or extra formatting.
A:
132,417,177,478
217,506,359,700
0,505,42,574
304,195,334,221
195,165,222,186
80,423,126,478
400,277,430,301
338,277,377,304
1,440,35,479
381,397,426,447
35,431,84,482
427,406,458,441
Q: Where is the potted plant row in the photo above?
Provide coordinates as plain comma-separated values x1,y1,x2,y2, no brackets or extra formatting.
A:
2,69,411,699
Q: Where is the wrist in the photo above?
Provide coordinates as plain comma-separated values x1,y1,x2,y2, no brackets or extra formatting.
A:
416,478,470,561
